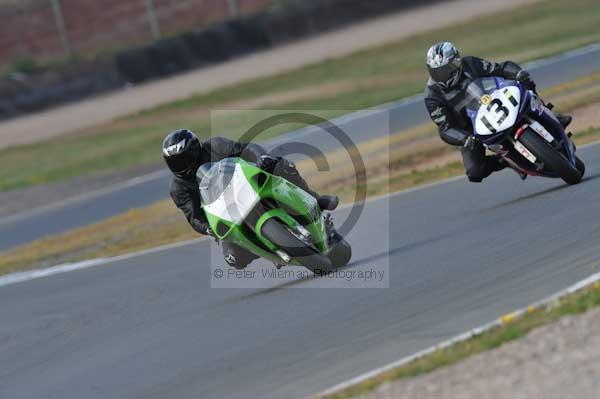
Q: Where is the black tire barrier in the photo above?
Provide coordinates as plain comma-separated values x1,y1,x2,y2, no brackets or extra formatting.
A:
0,61,125,120
111,0,444,85
146,37,197,76
2,0,449,121
205,21,246,58
228,15,272,50
115,47,158,83
181,30,228,65
261,5,317,45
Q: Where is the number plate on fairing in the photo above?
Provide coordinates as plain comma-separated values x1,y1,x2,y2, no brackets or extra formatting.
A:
474,86,521,136
514,141,537,163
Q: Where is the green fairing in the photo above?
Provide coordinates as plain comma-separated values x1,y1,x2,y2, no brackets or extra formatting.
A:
200,158,329,267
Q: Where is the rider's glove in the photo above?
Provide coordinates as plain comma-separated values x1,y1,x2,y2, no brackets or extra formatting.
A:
516,70,536,90
257,155,282,173
442,128,470,146
196,222,213,236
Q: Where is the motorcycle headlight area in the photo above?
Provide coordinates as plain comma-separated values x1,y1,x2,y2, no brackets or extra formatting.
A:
203,163,260,225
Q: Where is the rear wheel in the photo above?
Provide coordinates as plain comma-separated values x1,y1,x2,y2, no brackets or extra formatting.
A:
261,218,333,273
519,128,582,185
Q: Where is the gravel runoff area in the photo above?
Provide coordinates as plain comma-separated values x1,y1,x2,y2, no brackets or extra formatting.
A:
0,0,535,150
363,307,600,399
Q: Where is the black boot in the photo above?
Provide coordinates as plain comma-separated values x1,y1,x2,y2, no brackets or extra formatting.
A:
317,195,339,211
495,156,509,171
555,113,572,129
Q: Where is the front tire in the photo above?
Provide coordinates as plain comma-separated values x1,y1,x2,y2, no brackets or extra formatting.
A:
519,129,582,185
328,232,352,268
261,218,333,273
576,156,586,178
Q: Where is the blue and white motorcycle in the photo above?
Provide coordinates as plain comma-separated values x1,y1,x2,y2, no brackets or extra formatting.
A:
465,77,585,185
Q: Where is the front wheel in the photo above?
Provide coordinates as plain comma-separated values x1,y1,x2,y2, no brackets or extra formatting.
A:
261,218,333,273
576,156,586,178
519,128,582,185
328,232,352,268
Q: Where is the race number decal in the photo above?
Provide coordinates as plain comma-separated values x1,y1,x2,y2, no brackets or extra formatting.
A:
474,86,520,136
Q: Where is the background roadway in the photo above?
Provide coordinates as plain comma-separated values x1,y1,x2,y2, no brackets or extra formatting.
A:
1,44,600,251
1,142,600,398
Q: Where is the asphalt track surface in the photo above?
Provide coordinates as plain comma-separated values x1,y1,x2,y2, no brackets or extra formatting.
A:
1,44,600,251
2,141,600,398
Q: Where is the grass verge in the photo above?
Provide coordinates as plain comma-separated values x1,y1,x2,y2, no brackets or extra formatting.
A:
318,279,600,399
0,0,599,191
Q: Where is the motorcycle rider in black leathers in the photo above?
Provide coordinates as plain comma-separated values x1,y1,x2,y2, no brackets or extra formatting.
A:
162,129,339,269
424,42,572,182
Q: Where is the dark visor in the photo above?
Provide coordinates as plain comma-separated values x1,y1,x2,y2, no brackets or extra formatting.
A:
428,59,461,84
165,151,195,173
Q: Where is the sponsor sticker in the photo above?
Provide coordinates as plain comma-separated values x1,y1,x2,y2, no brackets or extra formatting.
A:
480,94,492,105
530,121,554,143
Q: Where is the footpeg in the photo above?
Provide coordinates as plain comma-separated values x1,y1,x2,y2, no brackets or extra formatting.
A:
547,102,554,110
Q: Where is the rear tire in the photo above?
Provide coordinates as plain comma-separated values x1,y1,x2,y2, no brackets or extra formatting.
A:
519,129,582,185
261,219,333,273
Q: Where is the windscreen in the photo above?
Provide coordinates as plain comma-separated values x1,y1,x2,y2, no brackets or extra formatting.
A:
464,78,499,113
197,158,237,204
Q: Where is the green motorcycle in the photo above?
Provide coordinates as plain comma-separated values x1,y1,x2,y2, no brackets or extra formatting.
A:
198,157,352,272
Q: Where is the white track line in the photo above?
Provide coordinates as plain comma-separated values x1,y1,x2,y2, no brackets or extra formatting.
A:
315,268,600,398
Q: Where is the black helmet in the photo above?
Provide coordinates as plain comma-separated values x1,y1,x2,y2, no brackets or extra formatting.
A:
162,129,202,178
426,42,462,88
